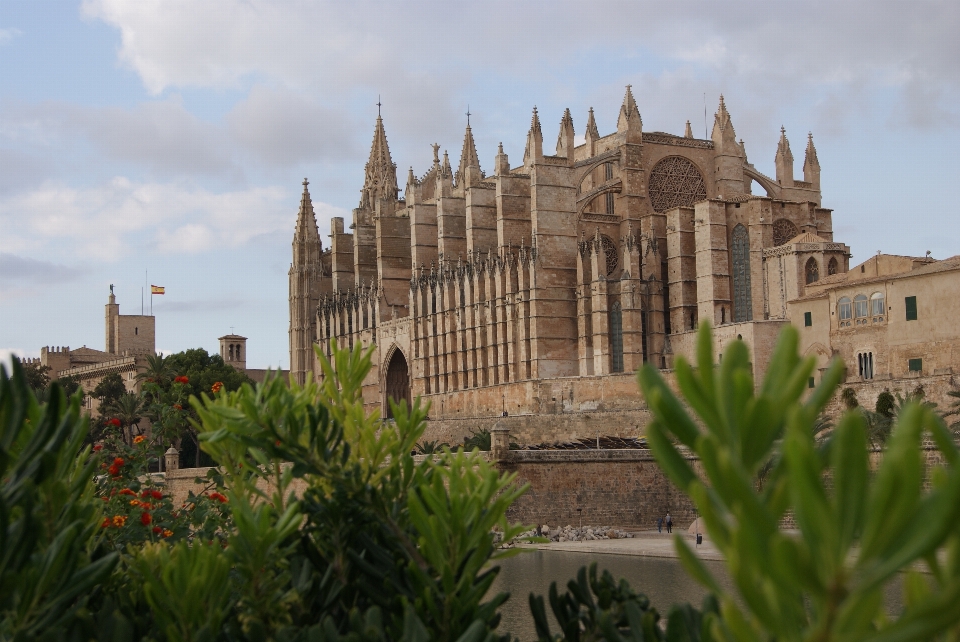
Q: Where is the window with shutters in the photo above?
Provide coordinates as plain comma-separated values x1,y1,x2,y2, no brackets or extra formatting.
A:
804,311,812,327
905,296,917,321
854,294,868,325
731,224,753,322
908,358,922,372
871,292,885,323
838,297,852,328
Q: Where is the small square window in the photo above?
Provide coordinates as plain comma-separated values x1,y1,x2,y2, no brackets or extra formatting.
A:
808,377,815,388
905,296,917,321
804,311,812,327
908,358,922,372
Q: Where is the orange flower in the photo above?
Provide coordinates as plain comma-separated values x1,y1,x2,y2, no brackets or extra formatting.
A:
112,515,127,527
162,529,173,538
119,488,136,496
133,435,145,444
140,512,152,525
211,381,223,393
208,492,228,503
129,499,141,507
174,376,189,384
173,403,182,410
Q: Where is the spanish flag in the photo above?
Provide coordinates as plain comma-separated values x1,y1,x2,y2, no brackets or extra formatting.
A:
151,285,165,295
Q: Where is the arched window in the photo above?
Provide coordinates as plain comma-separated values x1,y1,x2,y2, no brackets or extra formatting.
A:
854,294,868,324
805,257,820,284
610,302,624,373
228,344,234,360
871,292,885,322
838,296,852,327
235,345,241,360
827,257,839,276
731,224,753,322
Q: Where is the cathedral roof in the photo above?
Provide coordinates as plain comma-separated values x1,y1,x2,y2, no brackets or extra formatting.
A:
786,232,830,244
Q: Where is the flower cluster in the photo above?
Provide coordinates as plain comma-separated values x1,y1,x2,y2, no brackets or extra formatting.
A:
211,381,223,394
174,376,189,385
108,418,121,428
108,457,124,477
92,434,232,550
133,435,145,444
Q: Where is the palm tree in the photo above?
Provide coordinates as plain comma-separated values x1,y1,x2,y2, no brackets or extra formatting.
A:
137,353,177,387
940,390,960,436
107,392,146,444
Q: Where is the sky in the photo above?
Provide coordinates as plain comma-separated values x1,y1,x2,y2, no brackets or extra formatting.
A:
1,0,959,369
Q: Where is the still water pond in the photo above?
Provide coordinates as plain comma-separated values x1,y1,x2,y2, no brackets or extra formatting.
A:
488,549,904,641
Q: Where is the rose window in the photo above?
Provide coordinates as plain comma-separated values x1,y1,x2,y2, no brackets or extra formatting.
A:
647,156,707,213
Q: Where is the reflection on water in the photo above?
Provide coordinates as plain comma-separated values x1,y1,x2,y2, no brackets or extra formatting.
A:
488,549,905,641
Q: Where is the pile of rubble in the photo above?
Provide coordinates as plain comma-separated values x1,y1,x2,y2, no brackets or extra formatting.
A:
525,524,635,542
516,436,648,450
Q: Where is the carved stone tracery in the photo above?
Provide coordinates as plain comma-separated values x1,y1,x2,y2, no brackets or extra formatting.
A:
647,156,707,213
772,218,799,247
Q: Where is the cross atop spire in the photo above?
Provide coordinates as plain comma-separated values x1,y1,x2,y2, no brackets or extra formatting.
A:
302,177,309,188
376,95,382,116
466,105,471,127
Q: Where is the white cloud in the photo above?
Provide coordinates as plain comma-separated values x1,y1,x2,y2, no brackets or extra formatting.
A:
0,178,348,260
0,28,21,45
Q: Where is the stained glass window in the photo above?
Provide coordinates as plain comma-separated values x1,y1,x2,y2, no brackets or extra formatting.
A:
731,224,753,322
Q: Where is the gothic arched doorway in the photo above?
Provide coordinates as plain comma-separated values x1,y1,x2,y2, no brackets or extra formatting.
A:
384,348,411,419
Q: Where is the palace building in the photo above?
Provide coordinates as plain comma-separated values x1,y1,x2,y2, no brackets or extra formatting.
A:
289,89,960,443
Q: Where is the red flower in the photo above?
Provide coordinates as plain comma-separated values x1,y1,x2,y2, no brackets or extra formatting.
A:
141,489,163,500
153,526,162,534
173,404,182,410
174,376,189,384
211,381,223,393
101,518,111,528
208,492,228,503
93,444,103,452
113,457,124,466
140,512,152,526
108,418,121,427
108,465,121,477
120,489,136,496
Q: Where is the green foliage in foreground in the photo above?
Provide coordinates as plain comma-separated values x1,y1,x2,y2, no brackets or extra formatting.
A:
4,323,960,641
640,322,960,641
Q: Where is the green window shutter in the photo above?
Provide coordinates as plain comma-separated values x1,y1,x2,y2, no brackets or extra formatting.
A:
908,358,922,372
804,311,812,327
905,296,917,321
808,377,815,388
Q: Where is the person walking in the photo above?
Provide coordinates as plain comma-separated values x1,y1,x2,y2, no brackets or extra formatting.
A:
666,512,673,534
657,516,663,533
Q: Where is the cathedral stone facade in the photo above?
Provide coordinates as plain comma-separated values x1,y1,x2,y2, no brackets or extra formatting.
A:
289,88,869,438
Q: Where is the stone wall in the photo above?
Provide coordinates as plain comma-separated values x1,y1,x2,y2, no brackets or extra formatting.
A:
422,408,653,448
500,449,698,530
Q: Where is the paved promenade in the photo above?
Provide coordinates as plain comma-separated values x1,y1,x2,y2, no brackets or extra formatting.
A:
521,529,724,562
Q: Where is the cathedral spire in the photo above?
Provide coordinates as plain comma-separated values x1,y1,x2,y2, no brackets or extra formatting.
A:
775,126,794,186
289,177,322,386
361,113,398,209
616,85,642,136
524,106,543,165
458,116,482,186
584,107,599,157
556,107,575,161
803,131,820,189
711,95,739,152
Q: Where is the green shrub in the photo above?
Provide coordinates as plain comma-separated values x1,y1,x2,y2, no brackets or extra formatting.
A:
639,323,960,641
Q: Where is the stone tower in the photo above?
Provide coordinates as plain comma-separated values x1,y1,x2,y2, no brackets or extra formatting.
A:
288,179,322,385
219,334,247,371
